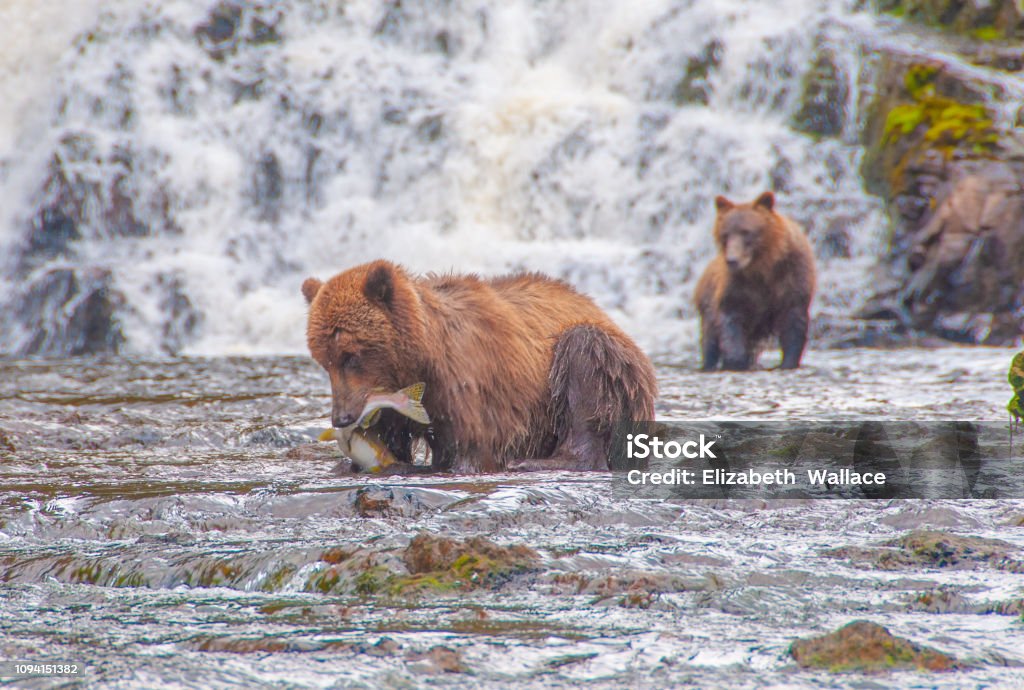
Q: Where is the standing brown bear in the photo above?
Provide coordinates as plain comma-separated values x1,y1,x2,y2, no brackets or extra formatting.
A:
302,260,657,473
694,191,816,371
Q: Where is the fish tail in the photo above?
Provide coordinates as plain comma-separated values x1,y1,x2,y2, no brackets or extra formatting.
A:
399,382,426,403
317,429,336,442
398,382,431,425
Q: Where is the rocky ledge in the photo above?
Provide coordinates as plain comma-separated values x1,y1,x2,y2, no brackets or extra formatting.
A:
855,0,1024,346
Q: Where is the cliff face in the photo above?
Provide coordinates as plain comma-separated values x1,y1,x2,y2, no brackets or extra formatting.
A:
857,1,1024,345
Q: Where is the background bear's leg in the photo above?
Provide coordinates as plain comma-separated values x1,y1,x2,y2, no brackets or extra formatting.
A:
778,307,809,369
510,325,657,471
700,317,721,371
719,313,752,370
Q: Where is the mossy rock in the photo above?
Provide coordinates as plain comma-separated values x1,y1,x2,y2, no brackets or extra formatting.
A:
792,44,848,138
394,533,540,593
862,59,998,199
875,0,1024,39
790,620,961,673
1009,351,1024,423
303,534,540,597
826,529,1024,571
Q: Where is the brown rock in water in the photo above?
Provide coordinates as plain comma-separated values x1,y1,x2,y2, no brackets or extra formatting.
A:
403,533,538,576
790,620,961,673
0,432,15,454
825,529,1024,571
406,645,465,674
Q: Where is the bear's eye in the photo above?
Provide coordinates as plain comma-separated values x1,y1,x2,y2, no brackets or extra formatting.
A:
339,352,360,370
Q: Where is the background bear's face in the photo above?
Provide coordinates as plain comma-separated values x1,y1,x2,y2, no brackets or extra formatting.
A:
716,207,767,272
303,263,406,428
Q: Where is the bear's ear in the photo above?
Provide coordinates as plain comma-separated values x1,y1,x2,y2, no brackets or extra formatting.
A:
755,191,775,211
715,196,734,213
363,263,395,308
302,277,323,305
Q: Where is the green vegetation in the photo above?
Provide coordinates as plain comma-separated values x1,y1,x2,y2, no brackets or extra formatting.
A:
882,65,998,156
1009,351,1024,424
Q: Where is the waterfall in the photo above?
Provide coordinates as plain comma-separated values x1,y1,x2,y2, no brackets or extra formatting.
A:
0,0,891,357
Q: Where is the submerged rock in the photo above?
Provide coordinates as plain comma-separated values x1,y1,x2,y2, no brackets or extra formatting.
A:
400,533,540,591
406,645,465,674
826,529,1024,571
790,620,961,673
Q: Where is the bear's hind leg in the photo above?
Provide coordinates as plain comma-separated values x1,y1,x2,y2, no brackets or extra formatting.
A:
509,325,657,471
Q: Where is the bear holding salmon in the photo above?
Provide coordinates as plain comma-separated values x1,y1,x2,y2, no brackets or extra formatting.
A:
302,260,657,473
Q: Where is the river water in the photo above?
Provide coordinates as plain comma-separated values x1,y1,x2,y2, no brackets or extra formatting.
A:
1,347,1022,688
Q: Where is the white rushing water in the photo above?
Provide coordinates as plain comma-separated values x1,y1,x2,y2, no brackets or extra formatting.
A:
0,0,894,356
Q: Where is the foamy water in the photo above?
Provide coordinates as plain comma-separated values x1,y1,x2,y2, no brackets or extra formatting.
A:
2,1,1023,359
0,0,900,357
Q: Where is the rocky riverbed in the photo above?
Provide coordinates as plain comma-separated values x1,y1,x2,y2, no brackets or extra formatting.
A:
1,350,1022,688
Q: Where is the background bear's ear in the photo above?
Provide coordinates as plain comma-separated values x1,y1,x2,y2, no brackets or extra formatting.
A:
715,196,734,213
363,263,394,308
302,277,323,305
755,191,775,211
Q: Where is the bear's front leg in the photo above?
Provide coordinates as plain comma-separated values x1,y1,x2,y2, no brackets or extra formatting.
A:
777,306,809,369
718,313,752,371
700,317,721,371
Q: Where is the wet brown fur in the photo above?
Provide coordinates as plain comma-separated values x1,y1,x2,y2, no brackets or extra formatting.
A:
694,191,816,371
304,260,657,473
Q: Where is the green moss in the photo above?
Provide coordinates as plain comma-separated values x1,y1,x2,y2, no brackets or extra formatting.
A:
259,564,297,592
1009,351,1024,425
878,64,998,193
883,78,996,154
972,25,1004,40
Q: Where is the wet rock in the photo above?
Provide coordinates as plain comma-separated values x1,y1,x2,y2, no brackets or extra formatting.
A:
401,533,539,590
790,620,961,672
907,587,974,613
194,3,281,60
14,268,125,356
353,487,396,517
406,645,465,674
859,56,1024,345
157,273,201,355
672,40,723,106
284,442,338,462
826,529,1024,571
792,44,848,138
358,636,402,657
1009,350,1024,423
875,0,1024,40
0,431,15,454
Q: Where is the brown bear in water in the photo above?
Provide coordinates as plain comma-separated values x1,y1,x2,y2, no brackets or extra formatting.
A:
302,260,657,473
694,191,816,371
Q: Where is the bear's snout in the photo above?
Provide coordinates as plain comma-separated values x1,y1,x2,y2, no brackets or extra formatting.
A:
332,411,358,427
